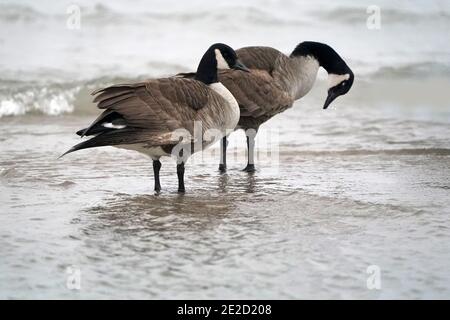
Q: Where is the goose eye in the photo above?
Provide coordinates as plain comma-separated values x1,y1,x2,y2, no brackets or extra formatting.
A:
341,81,346,86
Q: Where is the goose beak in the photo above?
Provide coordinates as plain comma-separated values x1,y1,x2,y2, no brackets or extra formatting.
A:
233,60,250,72
323,90,338,109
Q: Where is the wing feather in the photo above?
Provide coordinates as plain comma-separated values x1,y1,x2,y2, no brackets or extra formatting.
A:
70,78,215,150
218,69,293,119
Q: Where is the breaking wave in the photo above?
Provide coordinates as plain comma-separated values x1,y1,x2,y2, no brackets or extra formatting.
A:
0,2,307,27
3,2,449,27
1,0,449,118
1,60,449,118
314,6,450,25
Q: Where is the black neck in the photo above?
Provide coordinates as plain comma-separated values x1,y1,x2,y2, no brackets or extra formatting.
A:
195,48,218,85
291,41,348,74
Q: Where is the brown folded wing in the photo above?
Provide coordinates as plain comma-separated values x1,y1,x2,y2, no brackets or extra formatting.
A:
62,78,218,155
91,78,210,133
234,46,284,75
218,69,293,119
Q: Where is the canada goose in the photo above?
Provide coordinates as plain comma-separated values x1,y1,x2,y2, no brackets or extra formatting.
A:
61,43,249,193
178,41,354,172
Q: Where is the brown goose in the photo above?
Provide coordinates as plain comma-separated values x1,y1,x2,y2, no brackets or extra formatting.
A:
61,43,249,192
179,41,354,172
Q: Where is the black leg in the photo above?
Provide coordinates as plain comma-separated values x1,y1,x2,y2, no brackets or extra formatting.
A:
153,160,162,192
243,132,256,173
219,136,228,173
177,162,185,193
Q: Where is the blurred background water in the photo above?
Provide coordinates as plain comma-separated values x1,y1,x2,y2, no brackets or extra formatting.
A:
0,0,449,299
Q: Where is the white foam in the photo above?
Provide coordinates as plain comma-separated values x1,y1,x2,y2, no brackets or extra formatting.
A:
0,88,76,118
0,100,25,117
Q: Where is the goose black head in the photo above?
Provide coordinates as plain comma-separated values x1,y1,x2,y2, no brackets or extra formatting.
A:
291,41,354,109
196,43,249,84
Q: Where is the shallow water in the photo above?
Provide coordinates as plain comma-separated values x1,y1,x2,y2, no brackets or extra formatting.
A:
1,0,450,299
1,84,450,298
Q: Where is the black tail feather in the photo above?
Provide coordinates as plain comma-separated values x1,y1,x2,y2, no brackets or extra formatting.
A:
60,127,139,159
76,128,87,136
76,125,118,137
80,111,125,137
59,138,99,158
59,132,119,158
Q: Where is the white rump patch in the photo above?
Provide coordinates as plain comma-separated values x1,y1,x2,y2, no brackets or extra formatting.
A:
215,49,230,69
102,122,126,129
328,73,350,89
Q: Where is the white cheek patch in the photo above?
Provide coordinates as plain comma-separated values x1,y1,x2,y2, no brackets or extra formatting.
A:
328,73,350,89
215,49,230,69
